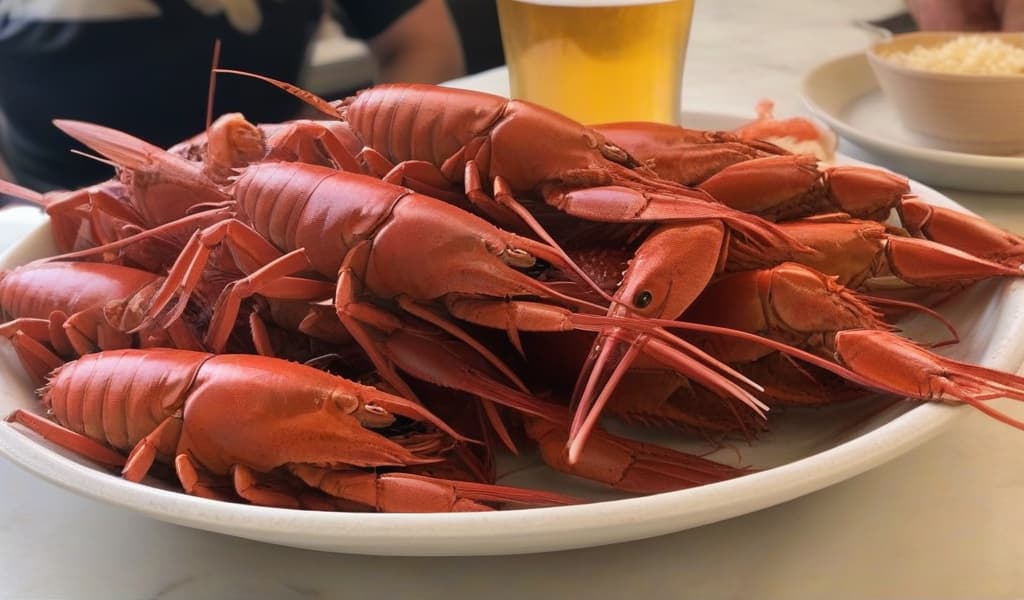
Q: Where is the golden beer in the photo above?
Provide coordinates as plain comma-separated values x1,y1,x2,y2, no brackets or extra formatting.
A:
496,0,694,125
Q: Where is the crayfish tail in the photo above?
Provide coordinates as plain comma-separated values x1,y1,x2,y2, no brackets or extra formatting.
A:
53,119,164,171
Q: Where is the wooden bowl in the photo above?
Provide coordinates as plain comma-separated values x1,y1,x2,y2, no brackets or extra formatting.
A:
866,32,1024,155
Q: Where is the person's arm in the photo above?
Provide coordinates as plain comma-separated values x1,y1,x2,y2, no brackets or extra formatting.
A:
997,0,1024,29
0,151,11,182
366,0,466,84
907,0,1024,30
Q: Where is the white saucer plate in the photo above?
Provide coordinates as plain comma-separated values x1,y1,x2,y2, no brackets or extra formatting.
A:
800,51,1024,195
1,113,1021,556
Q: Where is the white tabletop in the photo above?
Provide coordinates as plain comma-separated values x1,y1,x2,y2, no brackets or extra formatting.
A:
5,1,1024,598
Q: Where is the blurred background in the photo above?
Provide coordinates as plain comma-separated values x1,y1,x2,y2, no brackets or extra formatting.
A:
306,0,507,99
0,0,509,198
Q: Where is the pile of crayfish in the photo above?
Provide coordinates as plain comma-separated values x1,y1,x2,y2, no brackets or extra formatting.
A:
3,73,1024,513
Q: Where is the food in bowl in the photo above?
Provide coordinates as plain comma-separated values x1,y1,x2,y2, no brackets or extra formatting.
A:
866,32,1024,155
877,34,1024,75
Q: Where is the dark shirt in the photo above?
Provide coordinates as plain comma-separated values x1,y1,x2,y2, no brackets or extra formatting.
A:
0,0,418,191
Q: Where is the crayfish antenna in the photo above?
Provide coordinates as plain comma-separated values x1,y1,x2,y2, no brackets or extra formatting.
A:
561,309,946,458
565,324,769,465
859,294,960,348
214,68,346,120
475,232,614,314
553,307,773,463
69,148,120,171
566,220,770,460
206,39,222,134
585,312,900,395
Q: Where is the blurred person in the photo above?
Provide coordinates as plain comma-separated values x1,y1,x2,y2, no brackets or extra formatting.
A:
907,0,1024,30
0,0,465,192
446,0,505,75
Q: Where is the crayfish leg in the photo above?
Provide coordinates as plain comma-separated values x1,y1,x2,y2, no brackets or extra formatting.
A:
697,154,822,219
547,183,803,255
833,329,1024,430
899,197,1024,268
525,416,754,495
203,248,334,353
264,120,362,174
0,321,68,385
176,424,356,511
289,466,580,512
463,165,529,233
123,416,182,482
230,464,315,510
289,466,487,512
64,308,132,356
5,409,126,469
603,369,769,441
174,454,242,504
378,157,468,207
697,156,908,222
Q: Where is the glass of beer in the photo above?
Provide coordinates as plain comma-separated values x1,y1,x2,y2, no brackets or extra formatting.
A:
496,0,695,125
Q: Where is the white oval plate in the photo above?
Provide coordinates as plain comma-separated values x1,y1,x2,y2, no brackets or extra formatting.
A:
1,113,1022,556
800,51,1024,194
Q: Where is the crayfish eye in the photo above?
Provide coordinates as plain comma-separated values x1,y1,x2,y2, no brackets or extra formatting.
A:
354,402,395,428
501,247,537,268
633,290,653,309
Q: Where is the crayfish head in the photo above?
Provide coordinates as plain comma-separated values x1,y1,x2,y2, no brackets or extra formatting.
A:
614,222,728,321
370,197,596,309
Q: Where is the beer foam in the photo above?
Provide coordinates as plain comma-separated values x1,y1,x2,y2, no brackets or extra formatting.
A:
508,0,678,6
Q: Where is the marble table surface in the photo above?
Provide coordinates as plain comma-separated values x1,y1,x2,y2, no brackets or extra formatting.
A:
4,1,1024,598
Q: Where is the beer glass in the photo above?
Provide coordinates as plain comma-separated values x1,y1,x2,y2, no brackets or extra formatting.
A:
496,0,695,125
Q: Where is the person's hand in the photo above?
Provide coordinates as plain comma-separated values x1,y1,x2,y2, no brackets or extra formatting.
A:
368,0,465,84
0,153,11,183
186,0,263,34
907,0,1024,31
